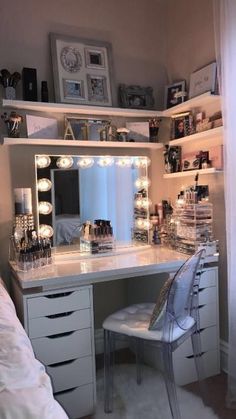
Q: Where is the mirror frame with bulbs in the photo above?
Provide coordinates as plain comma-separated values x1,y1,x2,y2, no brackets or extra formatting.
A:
35,154,151,253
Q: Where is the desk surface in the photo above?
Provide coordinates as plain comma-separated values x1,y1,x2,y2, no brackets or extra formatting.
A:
10,246,218,292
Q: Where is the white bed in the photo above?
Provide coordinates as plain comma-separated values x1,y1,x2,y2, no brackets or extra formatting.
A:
55,214,81,245
0,279,69,419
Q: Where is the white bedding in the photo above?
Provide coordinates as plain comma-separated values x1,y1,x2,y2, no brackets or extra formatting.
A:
0,280,69,419
55,214,81,245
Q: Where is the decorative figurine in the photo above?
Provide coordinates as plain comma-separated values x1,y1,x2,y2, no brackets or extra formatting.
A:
1,111,23,138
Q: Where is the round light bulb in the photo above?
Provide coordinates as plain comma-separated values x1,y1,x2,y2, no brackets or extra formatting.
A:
134,197,152,209
97,156,114,167
56,156,73,169
135,219,144,229
36,155,51,169
133,157,151,169
116,157,132,168
38,201,53,215
39,224,54,238
77,157,94,169
135,177,151,189
37,178,52,192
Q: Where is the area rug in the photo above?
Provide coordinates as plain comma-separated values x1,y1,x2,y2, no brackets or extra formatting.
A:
93,364,219,419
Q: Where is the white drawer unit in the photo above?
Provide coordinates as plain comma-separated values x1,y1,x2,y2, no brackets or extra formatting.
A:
173,267,220,385
12,284,96,418
47,356,94,393
144,267,220,386
55,384,94,419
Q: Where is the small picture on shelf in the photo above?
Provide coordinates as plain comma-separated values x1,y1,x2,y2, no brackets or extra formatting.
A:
171,112,194,139
182,150,211,171
164,81,187,109
163,145,181,173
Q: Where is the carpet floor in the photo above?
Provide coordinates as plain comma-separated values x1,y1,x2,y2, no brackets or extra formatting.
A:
92,364,219,419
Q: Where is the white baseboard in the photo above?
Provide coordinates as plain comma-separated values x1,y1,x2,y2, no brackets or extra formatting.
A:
95,328,128,355
220,339,228,373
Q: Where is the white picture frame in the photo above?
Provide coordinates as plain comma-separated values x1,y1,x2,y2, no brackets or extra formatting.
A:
189,62,217,99
26,115,58,139
50,33,114,106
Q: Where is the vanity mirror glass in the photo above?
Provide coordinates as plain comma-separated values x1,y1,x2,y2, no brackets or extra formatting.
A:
35,154,150,252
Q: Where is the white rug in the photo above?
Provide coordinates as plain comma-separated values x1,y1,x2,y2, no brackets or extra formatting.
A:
93,364,219,419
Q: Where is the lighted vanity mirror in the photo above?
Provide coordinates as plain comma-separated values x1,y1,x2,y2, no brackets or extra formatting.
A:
35,154,151,252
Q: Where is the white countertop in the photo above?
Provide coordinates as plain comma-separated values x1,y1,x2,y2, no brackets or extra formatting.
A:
10,246,218,292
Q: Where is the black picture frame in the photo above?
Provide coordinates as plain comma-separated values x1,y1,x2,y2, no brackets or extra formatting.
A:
164,81,186,109
118,84,155,109
171,112,194,139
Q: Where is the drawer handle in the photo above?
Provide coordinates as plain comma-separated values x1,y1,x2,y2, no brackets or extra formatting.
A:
47,331,74,339
48,358,76,368
46,311,74,319
45,292,73,299
186,352,205,359
55,387,77,396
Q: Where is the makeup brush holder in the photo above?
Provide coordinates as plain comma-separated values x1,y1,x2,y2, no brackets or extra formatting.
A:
5,86,16,100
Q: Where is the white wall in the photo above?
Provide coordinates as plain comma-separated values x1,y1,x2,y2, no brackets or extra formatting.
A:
0,0,228,339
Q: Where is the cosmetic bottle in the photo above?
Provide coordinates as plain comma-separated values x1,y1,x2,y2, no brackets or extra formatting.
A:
41,81,49,102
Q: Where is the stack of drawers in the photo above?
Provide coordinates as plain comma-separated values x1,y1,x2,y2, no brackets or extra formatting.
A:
26,285,96,419
173,267,220,385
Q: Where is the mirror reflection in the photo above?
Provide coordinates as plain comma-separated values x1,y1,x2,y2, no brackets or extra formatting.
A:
35,154,150,251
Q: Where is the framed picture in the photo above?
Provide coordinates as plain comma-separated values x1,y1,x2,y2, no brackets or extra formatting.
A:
164,81,186,109
189,62,217,99
50,33,114,106
171,112,194,139
64,116,110,141
118,84,155,109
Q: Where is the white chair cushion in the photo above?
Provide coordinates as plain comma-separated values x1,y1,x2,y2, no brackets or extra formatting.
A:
103,303,195,342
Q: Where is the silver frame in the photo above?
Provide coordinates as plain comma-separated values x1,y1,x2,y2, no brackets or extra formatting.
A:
50,33,115,106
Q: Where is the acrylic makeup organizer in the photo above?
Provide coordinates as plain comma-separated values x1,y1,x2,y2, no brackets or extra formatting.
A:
172,202,213,254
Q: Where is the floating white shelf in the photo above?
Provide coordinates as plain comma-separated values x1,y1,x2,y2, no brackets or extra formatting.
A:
168,126,223,146
163,168,223,179
162,92,221,117
2,137,164,149
2,99,162,118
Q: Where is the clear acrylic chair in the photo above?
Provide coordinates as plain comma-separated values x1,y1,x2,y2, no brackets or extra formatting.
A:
103,249,205,419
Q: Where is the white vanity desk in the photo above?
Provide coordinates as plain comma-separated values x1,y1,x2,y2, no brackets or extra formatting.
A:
10,246,219,419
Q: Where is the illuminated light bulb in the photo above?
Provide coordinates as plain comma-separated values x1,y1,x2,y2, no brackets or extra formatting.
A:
39,224,54,238
36,155,51,169
37,178,52,192
38,201,53,215
135,177,151,189
56,156,73,169
97,156,114,167
134,197,152,209
135,218,144,229
77,157,94,169
142,219,153,230
133,157,151,169
116,157,132,168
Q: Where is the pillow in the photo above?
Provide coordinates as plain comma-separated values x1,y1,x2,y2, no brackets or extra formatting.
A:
148,275,173,330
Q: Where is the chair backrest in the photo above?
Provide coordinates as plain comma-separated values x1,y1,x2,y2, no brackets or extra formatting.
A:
163,249,205,341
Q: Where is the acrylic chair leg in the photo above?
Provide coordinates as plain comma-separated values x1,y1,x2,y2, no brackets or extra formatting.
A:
162,343,181,419
191,330,208,405
135,338,144,385
104,329,114,413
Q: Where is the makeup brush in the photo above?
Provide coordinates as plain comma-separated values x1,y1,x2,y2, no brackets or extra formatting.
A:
0,69,11,87
10,72,21,88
